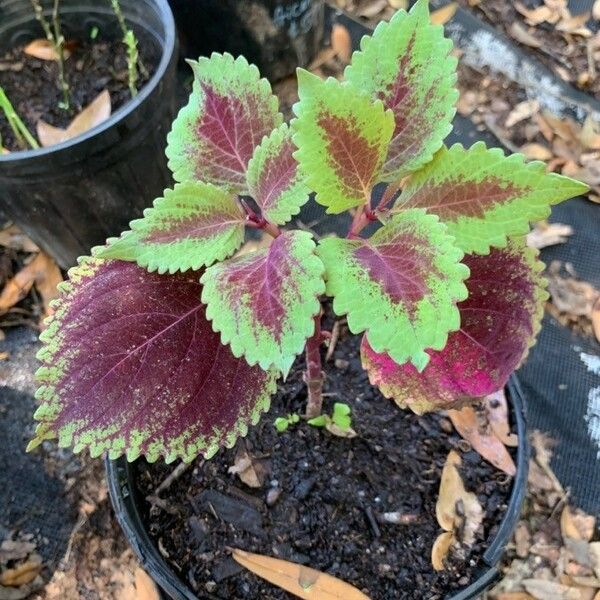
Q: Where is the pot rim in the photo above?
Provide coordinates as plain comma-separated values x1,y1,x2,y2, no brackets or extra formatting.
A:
105,374,530,600
0,0,176,164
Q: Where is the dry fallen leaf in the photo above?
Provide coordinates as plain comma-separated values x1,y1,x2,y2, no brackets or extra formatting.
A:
228,449,269,489
547,263,599,319
561,506,596,542
431,531,454,571
37,90,111,147
506,100,540,128
23,39,60,61
357,0,387,19
523,578,581,600
515,3,554,25
0,252,62,318
430,2,457,25
495,593,536,600
521,143,553,160
484,389,519,447
527,222,573,249
134,568,160,600
231,548,371,599
331,24,352,64
0,225,39,253
435,449,483,547
0,561,42,587
594,0,600,19
448,405,517,476
589,543,600,579
510,22,543,48
593,298,600,344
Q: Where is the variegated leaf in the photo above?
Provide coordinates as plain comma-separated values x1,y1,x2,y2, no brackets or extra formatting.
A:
292,69,395,214
246,123,310,225
201,231,325,374
394,142,589,254
98,182,246,273
166,53,282,190
317,209,468,371
344,0,458,180
30,257,277,463
361,239,547,413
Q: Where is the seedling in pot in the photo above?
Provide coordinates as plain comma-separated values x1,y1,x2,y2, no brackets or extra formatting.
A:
30,0,70,109
308,402,356,438
29,0,586,572
274,413,300,432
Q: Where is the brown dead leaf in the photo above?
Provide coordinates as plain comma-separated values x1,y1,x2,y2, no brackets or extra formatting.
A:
523,579,581,600
515,521,532,558
431,531,454,571
580,115,600,150
228,449,269,488
0,252,62,317
0,540,36,564
547,263,599,318
134,568,160,600
516,3,554,25
510,22,543,48
357,0,387,18
506,100,540,128
37,90,111,147
326,422,357,438
527,222,573,249
543,111,577,141
561,506,596,542
435,449,483,547
23,39,61,61
521,143,553,160
231,548,370,599
589,543,600,579
430,3,457,25
557,13,593,37
531,430,564,493
448,405,516,476
485,389,519,447
594,0,600,19
331,24,352,64
0,561,42,587
496,594,536,600
0,225,39,253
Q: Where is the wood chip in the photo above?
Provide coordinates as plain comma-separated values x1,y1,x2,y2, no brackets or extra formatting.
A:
561,506,596,542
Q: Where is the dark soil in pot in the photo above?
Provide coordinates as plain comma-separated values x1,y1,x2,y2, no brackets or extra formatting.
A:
135,318,516,600
0,28,160,151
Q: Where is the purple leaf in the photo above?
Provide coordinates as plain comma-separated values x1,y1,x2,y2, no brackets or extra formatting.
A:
361,239,547,413
31,257,278,462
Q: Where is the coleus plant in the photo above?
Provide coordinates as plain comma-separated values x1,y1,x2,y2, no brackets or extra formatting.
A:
29,0,587,464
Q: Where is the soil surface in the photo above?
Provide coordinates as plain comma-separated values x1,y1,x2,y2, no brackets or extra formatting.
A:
0,28,159,152
136,320,515,600
456,0,600,99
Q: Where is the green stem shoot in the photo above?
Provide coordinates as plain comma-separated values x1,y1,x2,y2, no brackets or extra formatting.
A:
0,86,40,150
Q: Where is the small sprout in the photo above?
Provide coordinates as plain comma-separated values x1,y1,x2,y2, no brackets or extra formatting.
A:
90,26,99,40
308,403,356,438
274,413,300,433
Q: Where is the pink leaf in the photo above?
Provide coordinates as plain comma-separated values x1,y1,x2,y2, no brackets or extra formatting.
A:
361,239,547,413
31,258,277,462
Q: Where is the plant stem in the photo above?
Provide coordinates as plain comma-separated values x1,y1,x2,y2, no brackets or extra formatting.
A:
347,204,377,239
31,0,69,110
52,0,69,109
304,314,325,418
0,86,39,150
110,0,149,84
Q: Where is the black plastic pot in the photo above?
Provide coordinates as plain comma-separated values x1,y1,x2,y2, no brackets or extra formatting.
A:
167,0,324,82
0,0,177,268
106,375,529,600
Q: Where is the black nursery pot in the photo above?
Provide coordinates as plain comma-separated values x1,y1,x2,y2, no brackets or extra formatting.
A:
105,376,530,600
0,0,177,269
167,0,324,82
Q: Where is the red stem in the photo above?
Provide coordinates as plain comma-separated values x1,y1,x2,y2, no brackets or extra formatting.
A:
304,313,324,418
